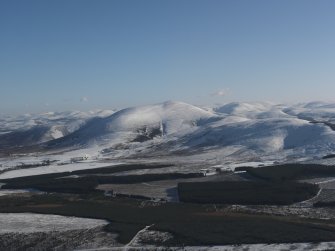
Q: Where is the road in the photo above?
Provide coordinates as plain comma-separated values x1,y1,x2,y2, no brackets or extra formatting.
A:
77,224,155,251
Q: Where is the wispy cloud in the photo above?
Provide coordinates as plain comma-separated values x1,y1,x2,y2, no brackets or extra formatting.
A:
211,88,230,97
80,96,89,102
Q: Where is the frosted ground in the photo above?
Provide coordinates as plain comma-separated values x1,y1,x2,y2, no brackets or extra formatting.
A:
0,213,108,233
101,242,335,251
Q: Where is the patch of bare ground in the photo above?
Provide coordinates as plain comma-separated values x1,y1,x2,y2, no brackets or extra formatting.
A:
27,204,63,208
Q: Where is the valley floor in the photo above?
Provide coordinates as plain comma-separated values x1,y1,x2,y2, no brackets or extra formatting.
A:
2,161,335,250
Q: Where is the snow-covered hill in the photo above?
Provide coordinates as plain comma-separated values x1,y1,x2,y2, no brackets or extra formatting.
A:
102,101,214,134
181,117,335,154
45,101,216,149
2,101,335,166
0,110,115,148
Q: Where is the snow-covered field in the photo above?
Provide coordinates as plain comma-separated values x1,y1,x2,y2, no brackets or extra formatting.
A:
75,242,335,251
0,213,109,233
196,242,335,251
123,242,335,251
0,189,42,196
0,161,122,179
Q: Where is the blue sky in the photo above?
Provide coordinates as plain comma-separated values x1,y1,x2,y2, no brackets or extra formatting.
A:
1,0,335,114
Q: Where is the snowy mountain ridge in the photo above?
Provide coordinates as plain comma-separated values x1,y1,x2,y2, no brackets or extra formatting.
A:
1,101,335,164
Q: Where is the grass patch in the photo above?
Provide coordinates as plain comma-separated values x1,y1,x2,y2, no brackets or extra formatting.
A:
314,201,335,207
1,194,335,245
178,181,318,205
237,164,335,181
0,163,172,183
1,166,202,194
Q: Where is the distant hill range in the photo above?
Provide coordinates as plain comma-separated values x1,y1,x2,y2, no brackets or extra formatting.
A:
2,101,335,161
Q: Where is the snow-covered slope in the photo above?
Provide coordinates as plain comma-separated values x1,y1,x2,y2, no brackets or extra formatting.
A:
182,118,335,155
0,110,115,148
46,101,216,148
0,110,115,134
284,101,335,123
103,101,214,134
2,101,335,165
215,102,274,115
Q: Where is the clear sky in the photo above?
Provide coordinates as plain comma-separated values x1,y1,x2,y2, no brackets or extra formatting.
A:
1,0,335,114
